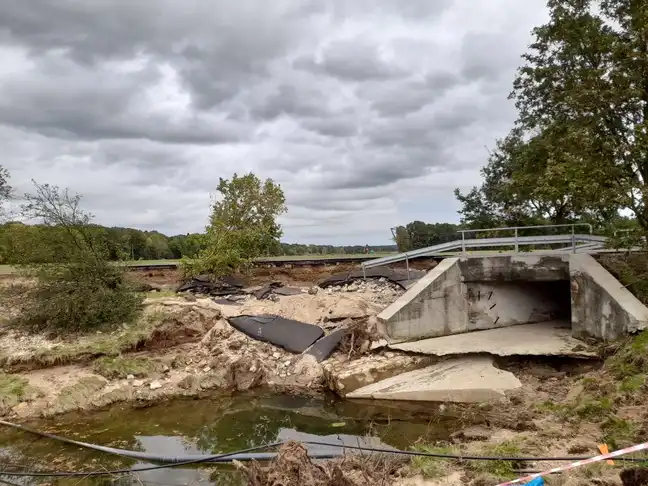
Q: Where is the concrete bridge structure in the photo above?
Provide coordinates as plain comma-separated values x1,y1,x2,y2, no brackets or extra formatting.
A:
346,226,648,403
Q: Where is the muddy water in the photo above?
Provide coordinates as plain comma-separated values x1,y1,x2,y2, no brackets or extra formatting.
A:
0,392,459,486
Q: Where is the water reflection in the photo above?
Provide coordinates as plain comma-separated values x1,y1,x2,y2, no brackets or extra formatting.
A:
0,392,457,486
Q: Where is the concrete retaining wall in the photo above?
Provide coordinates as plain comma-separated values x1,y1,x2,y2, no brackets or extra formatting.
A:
379,253,648,343
378,258,467,342
571,254,648,340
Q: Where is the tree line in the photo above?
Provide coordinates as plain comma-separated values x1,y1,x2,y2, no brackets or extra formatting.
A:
0,222,397,265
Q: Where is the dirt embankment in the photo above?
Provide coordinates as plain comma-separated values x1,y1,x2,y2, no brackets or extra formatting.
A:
0,270,404,420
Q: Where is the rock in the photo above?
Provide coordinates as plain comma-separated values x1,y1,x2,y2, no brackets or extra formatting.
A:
291,355,324,387
178,375,200,391
283,360,291,367
451,426,492,442
149,380,162,390
567,440,596,454
272,352,281,359
308,287,319,295
347,356,523,403
12,402,32,419
126,374,135,380
202,366,211,373
132,380,145,387
225,358,265,391
324,354,433,396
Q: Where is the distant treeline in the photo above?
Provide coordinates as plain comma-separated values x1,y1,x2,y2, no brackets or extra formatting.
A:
392,222,460,252
0,222,397,264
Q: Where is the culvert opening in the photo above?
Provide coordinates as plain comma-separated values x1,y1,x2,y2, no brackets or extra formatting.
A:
464,280,572,330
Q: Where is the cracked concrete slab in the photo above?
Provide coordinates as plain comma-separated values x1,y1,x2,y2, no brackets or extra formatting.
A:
347,356,521,403
388,321,596,358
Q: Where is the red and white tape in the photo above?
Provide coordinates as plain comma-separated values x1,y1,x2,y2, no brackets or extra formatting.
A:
496,441,648,486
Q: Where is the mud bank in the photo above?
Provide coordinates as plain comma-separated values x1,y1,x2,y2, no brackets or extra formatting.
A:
0,277,405,420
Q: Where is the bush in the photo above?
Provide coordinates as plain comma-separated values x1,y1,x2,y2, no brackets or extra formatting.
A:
12,182,143,334
17,260,142,333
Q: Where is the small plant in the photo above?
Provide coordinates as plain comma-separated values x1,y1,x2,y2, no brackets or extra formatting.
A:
410,443,459,479
601,415,636,450
92,356,161,380
572,397,614,420
0,372,40,412
468,441,522,480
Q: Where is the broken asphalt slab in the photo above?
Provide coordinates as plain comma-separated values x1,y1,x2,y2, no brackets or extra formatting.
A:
347,356,522,403
305,329,348,363
228,314,324,353
318,267,426,289
389,321,596,358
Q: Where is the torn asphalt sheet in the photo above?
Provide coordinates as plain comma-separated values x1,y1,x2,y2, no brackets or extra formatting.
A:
177,274,246,296
305,328,347,362
318,267,426,289
228,315,324,353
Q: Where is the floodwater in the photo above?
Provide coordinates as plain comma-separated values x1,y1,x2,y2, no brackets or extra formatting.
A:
0,392,460,486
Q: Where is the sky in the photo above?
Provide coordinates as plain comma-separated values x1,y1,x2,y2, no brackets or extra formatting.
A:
0,0,549,245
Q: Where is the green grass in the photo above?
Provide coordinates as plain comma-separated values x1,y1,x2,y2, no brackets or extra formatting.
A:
410,444,458,479
468,441,521,480
92,356,161,380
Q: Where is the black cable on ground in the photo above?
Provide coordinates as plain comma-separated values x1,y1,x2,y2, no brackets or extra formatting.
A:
0,441,285,477
1,419,646,479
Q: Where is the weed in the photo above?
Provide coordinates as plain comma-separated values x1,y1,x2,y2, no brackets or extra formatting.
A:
601,415,636,449
0,373,41,412
619,374,645,393
410,444,458,479
572,397,614,420
468,441,521,480
607,330,648,379
92,356,161,380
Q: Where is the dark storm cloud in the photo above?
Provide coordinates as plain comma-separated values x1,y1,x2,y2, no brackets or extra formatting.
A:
0,0,549,242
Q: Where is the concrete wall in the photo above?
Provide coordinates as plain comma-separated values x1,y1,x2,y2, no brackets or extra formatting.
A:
379,253,648,343
570,253,648,340
378,258,468,342
466,281,569,331
459,255,569,282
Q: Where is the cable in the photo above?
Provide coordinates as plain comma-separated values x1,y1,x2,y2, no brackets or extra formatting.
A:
0,441,284,477
1,420,646,478
302,441,646,463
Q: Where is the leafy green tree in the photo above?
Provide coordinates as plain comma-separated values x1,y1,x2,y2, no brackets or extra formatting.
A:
16,181,142,333
187,173,287,276
457,0,648,232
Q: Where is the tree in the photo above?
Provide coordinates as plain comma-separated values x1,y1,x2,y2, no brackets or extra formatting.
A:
457,0,648,232
16,181,142,332
188,173,287,276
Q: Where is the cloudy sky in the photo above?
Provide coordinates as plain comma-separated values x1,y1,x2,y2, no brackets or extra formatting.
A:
0,0,549,244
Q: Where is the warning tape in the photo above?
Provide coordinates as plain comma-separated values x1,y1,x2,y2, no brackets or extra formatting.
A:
496,441,648,485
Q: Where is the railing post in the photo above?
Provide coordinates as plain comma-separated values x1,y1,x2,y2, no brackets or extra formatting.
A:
405,254,410,281
571,225,576,253
363,265,366,280
514,228,519,253
461,232,466,253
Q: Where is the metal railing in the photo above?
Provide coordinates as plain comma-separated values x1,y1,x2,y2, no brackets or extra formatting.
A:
363,223,605,277
458,223,594,253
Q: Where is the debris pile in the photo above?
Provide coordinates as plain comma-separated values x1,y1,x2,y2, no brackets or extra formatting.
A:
236,441,405,486
318,267,426,289
176,274,246,296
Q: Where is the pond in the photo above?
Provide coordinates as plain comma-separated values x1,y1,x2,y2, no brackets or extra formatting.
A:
0,392,461,486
